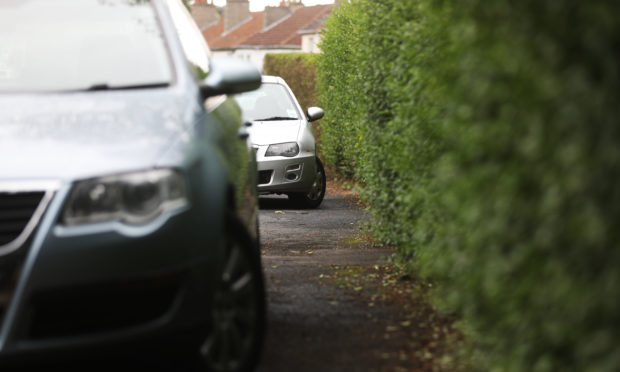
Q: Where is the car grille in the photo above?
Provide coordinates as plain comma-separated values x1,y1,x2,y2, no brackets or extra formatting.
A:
258,170,273,185
0,254,22,330
0,191,45,247
0,190,49,338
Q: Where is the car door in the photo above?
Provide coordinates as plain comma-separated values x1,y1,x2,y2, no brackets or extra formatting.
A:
164,0,258,236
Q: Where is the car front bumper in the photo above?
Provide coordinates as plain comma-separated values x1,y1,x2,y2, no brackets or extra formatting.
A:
0,181,224,363
255,145,317,194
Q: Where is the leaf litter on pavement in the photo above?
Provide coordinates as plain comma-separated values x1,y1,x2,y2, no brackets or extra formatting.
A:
318,262,464,371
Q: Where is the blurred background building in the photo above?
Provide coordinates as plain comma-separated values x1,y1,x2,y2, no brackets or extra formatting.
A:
194,0,334,71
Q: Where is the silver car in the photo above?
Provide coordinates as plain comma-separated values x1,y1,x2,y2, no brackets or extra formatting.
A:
0,0,264,370
234,76,326,208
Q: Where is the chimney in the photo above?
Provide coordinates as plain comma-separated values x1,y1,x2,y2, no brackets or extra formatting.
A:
288,0,303,13
278,0,303,13
263,6,291,29
224,0,250,33
191,0,219,30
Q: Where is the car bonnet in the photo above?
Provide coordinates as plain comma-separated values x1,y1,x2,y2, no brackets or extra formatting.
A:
248,119,303,146
0,90,193,181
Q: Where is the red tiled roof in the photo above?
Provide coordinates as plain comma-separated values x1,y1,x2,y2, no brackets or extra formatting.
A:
202,14,224,42
299,16,327,34
241,5,333,47
203,12,264,49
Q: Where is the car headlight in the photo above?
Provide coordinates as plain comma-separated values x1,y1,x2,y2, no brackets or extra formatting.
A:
62,169,188,226
265,142,299,157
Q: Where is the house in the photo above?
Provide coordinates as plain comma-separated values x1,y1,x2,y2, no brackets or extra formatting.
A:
298,15,329,53
197,0,334,71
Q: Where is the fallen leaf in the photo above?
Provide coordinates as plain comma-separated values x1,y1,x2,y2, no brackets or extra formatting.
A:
275,210,285,214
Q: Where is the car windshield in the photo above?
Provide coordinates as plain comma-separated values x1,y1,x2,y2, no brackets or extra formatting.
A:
0,0,172,93
234,83,301,122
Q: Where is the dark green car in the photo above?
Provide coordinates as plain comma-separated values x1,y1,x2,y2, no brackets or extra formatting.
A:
0,0,264,370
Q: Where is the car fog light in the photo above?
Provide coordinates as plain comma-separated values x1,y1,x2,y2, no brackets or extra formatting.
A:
62,169,188,226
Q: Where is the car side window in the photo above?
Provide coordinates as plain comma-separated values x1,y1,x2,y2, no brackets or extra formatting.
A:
164,0,211,79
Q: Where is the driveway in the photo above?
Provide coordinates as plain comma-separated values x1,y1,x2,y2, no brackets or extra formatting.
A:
256,187,457,372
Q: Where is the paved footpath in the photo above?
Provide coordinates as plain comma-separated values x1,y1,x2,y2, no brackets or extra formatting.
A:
256,191,454,372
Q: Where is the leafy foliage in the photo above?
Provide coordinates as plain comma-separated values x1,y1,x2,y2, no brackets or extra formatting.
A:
316,2,364,175
317,0,620,371
318,0,447,262
263,53,318,113
263,53,323,155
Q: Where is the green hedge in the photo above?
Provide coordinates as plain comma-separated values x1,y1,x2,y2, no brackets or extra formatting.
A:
263,53,323,155
318,1,620,371
318,0,446,261
262,53,318,113
315,4,365,176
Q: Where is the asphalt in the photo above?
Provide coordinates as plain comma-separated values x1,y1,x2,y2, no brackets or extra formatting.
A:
256,192,429,372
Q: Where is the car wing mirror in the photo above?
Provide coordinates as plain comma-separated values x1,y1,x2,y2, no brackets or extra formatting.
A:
200,57,261,98
306,107,324,122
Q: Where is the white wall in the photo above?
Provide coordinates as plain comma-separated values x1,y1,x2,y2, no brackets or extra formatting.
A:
301,33,322,53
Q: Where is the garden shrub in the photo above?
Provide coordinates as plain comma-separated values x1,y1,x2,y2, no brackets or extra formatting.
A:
317,0,620,371
318,0,446,260
422,1,620,371
262,53,318,113
316,2,365,175
262,53,323,155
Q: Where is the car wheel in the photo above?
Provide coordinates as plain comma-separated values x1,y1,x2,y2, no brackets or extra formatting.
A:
198,215,265,372
289,158,326,209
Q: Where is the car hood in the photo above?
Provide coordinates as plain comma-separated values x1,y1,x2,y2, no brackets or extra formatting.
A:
248,120,302,146
0,91,192,181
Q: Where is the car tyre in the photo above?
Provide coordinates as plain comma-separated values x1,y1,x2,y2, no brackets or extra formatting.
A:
198,215,265,372
289,158,326,209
